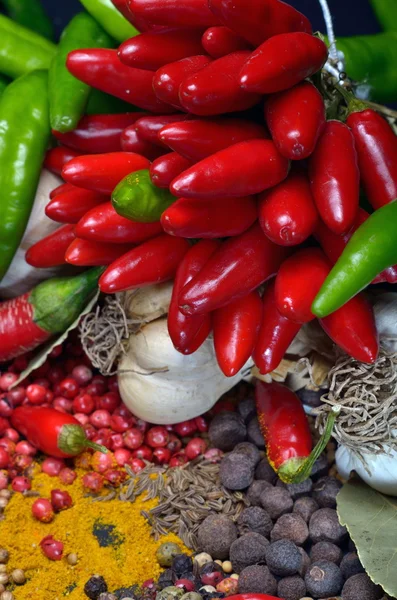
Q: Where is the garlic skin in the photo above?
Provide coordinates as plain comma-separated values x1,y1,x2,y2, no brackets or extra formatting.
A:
336,444,397,496
125,282,173,323
118,317,253,424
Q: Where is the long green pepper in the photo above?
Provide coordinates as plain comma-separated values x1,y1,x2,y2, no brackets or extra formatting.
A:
0,13,56,79
0,70,51,282
78,0,139,43
0,0,54,40
0,75,10,97
369,0,397,32
49,12,114,133
312,200,397,318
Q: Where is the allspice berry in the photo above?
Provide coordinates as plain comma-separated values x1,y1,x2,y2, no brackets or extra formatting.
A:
341,572,383,600
11,569,26,585
0,550,9,564
197,515,237,560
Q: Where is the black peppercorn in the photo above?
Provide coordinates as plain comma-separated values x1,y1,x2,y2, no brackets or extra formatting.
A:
172,555,193,577
158,569,175,590
84,575,108,600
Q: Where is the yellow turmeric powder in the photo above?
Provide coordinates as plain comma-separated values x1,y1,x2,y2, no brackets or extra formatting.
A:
0,468,188,599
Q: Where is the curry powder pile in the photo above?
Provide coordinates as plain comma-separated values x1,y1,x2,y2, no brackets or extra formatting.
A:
0,469,187,599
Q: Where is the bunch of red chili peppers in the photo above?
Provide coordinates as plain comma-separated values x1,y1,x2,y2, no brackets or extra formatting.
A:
26,0,397,378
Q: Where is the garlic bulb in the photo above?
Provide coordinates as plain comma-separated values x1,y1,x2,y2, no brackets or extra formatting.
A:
336,444,397,496
0,169,64,299
125,281,173,323
118,317,253,424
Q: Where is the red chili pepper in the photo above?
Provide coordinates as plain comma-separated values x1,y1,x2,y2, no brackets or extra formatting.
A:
258,171,318,246
118,30,204,70
168,240,220,355
150,152,193,189
153,55,212,111
113,0,166,31
11,406,106,457
171,139,289,199
264,81,325,160
52,113,145,154
208,0,312,46
309,120,360,235
213,291,262,377
111,0,134,21
135,114,190,147
201,26,251,58
347,108,397,210
99,234,190,293
255,381,338,483
76,202,162,244
179,51,261,116
159,118,267,162
239,33,328,94
275,248,331,323
44,146,82,177
314,209,397,284
45,187,108,224
253,280,301,375
320,294,379,364
49,183,74,199
25,224,75,268
127,0,220,28
161,195,257,238
65,238,134,267
66,49,174,113
179,223,290,316
62,152,150,194
120,128,166,160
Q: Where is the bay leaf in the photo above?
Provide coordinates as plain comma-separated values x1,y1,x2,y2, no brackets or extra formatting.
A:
337,477,397,597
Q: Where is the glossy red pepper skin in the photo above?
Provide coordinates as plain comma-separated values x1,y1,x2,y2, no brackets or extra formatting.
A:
253,280,301,375
52,113,145,154
44,146,81,177
320,294,379,364
201,26,251,58
25,224,75,268
62,152,150,195
179,223,290,316
127,0,220,28
150,152,193,189
66,49,174,113
213,291,262,377
111,0,133,21
227,595,279,600
208,0,312,46
99,234,190,293
161,195,257,238
75,202,162,244
118,30,204,71
347,108,397,210
11,406,103,458
309,121,360,235
49,183,74,199
255,381,312,472
113,0,163,31
168,240,219,355
240,33,327,94
265,82,325,160
258,171,318,246
65,238,133,266
120,128,166,160
45,187,108,224
171,139,290,199
135,114,190,147
179,51,261,116
314,210,397,284
153,55,212,111
159,118,267,162
275,248,331,323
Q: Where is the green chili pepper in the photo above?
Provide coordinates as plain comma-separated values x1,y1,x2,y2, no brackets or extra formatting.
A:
334,32,397,103
0,13,56,79
78,0,138,43
0,70,51,282
312,200,397,318
49,12,114,134
86,88,139,115
0,74,10,97
1,0,54,40
369,0,397,32
112,170,176,223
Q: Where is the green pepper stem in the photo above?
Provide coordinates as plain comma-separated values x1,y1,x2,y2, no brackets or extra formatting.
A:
85,441,108,454
335,84,368,115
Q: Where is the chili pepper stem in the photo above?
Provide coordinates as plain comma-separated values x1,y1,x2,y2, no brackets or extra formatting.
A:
58,424,108,456
277,406,340,483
